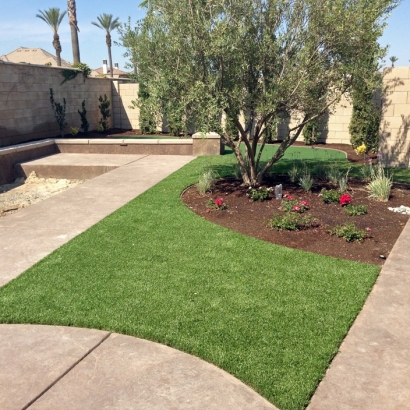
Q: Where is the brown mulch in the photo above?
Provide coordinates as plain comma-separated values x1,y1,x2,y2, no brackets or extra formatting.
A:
181,148,410,266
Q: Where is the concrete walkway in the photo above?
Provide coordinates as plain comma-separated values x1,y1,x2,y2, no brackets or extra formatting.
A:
307,217,410,409
0,325,276,410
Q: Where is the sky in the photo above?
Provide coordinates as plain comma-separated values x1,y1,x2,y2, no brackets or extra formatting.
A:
0,0,409,71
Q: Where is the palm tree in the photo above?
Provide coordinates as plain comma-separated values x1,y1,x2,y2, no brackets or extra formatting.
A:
36,8,67,67
92,14,121,78
67,0,80,63
389,56,398,68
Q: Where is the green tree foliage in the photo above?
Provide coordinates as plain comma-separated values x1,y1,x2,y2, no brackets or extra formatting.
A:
98,94,111,131
49,88,67,138
349,55,382,152
136,0,399,186
92,14,121,78
36,8,67,67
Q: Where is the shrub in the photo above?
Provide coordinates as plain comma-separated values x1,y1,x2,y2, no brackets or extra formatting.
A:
281,197,309,213
49,88,66,138
303,118,320,145
313,163,328,181
367,164,393,202
98,94,111,131
78,100,89,133
70,127,79,136
196,167,218,194
320,189,341,204
360,163,373,182
247,187,271,201
329,223,368,242
206,197,228,211
338,167,351,193
344,204,367,216
326,165,343,185
269,213,318,231
299,173,314,192
288,164,303,183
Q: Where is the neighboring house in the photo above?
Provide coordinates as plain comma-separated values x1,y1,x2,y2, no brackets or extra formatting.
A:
0,47,71,67
91,62,129,78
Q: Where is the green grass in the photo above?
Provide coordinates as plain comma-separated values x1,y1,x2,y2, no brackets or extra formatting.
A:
0,147,382,410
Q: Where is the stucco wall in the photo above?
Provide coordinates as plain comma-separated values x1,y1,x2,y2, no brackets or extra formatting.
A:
112,81,139,130
0,62,112,147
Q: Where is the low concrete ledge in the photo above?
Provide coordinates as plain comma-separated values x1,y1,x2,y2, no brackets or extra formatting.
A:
0,139,55,156
192,132,224,155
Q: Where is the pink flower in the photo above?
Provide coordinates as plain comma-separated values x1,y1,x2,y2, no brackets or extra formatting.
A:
365,227,372,232
301,201,309,207
287,195,293,200
292,205,301,212
283,194,288,198
206,209,211,213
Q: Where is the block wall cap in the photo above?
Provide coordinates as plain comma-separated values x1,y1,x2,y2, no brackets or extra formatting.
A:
192,132,221,139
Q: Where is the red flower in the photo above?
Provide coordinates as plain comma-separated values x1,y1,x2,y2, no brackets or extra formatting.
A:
292,205,301,212
339,194,352,206
214,198,224,206
287,195,293,200
301,201,309,207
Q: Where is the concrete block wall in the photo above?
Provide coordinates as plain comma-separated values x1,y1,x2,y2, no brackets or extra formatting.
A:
112,81,139,130
379,67,410,167
0,62,112,147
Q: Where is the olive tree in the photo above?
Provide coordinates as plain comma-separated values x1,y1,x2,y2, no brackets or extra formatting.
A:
137,0,399,186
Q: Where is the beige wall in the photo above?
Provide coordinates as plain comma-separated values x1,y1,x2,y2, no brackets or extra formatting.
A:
0,62,112,147
1,63,410,167
379,67,410,167
112,81,139,130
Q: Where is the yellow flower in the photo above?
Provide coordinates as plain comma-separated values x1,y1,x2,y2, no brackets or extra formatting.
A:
355,143,367,155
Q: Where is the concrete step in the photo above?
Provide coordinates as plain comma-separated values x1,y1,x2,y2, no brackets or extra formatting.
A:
14,153,146,180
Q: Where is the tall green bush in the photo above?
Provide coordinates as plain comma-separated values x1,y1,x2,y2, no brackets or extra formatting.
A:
98,94,111,131
349,63,382,152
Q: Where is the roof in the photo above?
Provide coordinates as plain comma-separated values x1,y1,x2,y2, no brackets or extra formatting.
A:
0,47,71,67
92,67,129,78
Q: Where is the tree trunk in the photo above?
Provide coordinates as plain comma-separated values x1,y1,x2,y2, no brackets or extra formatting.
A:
106,32,114,78
53,33,62,67
67,0,80,63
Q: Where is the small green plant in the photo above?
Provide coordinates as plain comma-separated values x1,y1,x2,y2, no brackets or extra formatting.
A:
70,127,79,136
78,100,89,133
338,168,351,193
313,163,328,181
269,213,318,231
49,88,67,138
360,163,373,182
97,124,105,133
288,164,303,183
320,189,341,204
299,173,314,192
326,165,343,185
98,94,111,131
61,63,92,84
344,204,367,216
247,187,271,201
329,223,368,242
367,164,393,202
196,167,218,195
281,196,310,213
206,197,228,211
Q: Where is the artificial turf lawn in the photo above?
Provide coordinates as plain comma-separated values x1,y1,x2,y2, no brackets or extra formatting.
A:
0,148,380,410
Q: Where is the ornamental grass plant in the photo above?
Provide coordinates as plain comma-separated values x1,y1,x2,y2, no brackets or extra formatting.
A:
367,163,393,202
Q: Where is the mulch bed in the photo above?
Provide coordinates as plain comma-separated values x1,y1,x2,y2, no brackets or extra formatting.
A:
181,146,410,266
